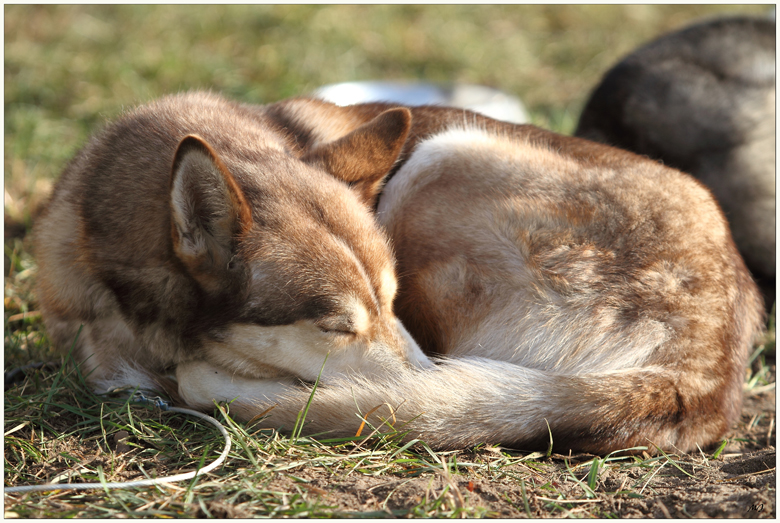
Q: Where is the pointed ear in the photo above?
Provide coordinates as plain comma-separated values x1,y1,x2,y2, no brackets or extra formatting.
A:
170,135,252,293
301,108,412,207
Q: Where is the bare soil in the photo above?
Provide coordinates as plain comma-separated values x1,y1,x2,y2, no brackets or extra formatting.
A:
251,373,776,518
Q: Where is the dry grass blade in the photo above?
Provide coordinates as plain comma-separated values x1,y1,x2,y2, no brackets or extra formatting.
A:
6,311,42,323
537,496,604,503
715,467,776,483
355,402,397,437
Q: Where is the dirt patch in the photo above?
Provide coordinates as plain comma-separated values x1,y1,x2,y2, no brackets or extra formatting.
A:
254,448,775,518
241,379,776,518
250,447,774,518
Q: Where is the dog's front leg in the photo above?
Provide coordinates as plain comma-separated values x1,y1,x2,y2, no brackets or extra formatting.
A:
176,360,299,420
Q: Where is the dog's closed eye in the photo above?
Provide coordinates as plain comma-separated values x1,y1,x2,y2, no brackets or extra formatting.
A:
314,316,356,336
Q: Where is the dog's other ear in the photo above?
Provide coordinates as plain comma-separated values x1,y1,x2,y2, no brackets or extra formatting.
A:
170,135,252,293
302,108,412,207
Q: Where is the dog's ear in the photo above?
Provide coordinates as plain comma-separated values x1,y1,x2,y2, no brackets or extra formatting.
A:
170,135,252,293
302,108,412,207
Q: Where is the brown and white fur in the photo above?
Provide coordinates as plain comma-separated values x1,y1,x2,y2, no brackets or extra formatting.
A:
35,92,764,455
35,92,430,403
576,16,775,308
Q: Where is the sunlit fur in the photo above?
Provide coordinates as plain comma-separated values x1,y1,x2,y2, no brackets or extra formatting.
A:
35,92,429,411
244,105,764,455
35,93,764,455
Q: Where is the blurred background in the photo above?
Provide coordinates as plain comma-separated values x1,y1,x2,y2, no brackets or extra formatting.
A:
5,5,772,224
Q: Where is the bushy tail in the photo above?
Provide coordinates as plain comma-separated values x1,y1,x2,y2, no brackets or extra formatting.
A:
236,357,738,455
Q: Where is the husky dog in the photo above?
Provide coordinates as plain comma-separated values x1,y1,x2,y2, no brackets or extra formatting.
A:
34,92,430,403
576,16,776,308
35,92,764,455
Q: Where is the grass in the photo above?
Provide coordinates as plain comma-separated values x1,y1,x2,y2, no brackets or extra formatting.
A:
5,5,772,227
5,4,776,518
6,347,769,518
5,323,775,516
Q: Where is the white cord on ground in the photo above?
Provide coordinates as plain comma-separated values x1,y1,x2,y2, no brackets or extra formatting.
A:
4,395,231,494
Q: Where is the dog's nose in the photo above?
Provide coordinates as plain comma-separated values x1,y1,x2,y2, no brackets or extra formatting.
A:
393,319,434,369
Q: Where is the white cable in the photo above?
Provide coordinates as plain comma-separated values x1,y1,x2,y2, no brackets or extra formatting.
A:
4,397,231,494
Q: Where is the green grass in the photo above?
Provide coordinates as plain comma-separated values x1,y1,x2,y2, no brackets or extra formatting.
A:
4,5,772,226
5,349,758,518
3,351,456,517
5,4,775,518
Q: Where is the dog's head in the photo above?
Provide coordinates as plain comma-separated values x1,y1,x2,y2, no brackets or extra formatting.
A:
168,105,431,386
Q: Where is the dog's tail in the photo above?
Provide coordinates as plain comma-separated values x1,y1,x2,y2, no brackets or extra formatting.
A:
238,356,742,454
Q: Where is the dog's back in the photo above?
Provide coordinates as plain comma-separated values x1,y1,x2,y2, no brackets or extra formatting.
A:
576,16,776,305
